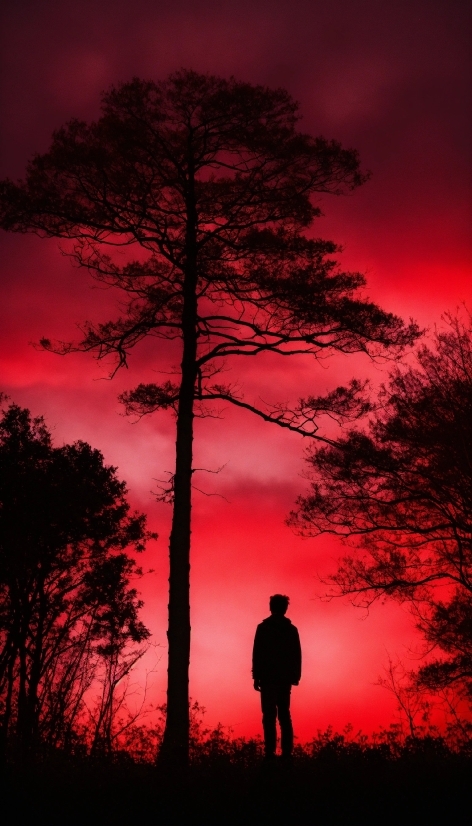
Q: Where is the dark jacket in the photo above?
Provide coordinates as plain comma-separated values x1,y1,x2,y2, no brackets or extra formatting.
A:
252,615,302,685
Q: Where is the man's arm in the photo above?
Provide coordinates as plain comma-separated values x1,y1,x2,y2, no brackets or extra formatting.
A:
292,627,302,685
252,624,263,691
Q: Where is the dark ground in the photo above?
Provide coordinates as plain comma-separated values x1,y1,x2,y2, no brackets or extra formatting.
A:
1,742,470,826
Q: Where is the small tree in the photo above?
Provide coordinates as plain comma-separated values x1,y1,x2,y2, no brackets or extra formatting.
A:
0,403,154,756
0,70,418,766
292,312,472,697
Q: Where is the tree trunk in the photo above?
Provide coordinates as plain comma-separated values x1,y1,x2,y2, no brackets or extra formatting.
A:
159,160,198,770
16,600,30,751
0,642,16,760
27,579,47,748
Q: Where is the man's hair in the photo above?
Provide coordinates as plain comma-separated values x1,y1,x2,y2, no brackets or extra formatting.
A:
269,594,289,615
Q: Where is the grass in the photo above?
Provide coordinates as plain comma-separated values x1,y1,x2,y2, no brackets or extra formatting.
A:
1,729,470,825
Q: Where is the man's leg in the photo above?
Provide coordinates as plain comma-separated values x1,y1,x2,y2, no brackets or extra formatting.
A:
260,683,277,757
276,683,293,757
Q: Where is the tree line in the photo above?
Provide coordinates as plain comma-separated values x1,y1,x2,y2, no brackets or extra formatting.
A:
292,311,472,704
0,400,155,759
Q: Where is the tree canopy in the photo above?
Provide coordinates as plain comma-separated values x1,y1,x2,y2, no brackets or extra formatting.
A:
0,71,416,382
0,402,154,754
291,312,472,696
0,69,419,765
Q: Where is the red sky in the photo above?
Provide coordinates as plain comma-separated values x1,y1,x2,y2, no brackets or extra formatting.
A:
1,0,471,740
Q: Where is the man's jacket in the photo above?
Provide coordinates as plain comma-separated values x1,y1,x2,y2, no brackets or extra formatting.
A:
252,615,302,685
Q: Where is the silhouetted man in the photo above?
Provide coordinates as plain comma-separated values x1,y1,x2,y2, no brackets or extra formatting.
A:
252,594,301,759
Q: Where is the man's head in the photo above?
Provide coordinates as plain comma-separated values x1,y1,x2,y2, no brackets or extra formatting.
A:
269,594,289,615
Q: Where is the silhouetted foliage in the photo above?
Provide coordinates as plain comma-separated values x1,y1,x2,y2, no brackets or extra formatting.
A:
292,312,472,697
0,402,154,757
1,709,471,826
0,69,419,765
